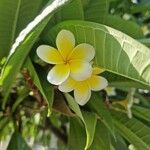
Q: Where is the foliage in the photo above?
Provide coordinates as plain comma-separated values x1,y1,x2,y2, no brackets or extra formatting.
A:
0,0,150,149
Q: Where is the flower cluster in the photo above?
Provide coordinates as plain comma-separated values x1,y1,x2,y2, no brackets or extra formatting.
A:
36,30,108,105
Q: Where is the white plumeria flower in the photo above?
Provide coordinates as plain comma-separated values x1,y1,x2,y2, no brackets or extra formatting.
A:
36,30,95,85
58,67,108,106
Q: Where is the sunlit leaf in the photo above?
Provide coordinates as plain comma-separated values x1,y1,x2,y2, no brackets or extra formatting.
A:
65,93,97,149
0,0,44,59
0,0,71,109
47,20,150,88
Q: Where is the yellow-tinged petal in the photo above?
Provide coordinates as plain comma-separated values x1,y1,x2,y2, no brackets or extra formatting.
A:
36,45,63,64
47,64,70,85
69,43,95,61
69,61,92,81
56,30,75,59
74,82,91,105
92,67,105,75
89,75,108,91
58,77,76,92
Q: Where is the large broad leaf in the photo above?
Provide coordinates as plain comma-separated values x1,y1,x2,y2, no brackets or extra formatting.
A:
7,132,31,150
87,93,114,137
0,0,71,108
0,0,44,59
65,93,97,149
12,87,29,112
103,71,150,90
102,15,143,39
132,105,150,123
43,0,84,43
84,0,143,38
24,58,54,115
84,0,109,23
90,121,111,150
111,134,128,150
47,20,150,88
82,111,97,149
68,118,86,150
112,111,150,150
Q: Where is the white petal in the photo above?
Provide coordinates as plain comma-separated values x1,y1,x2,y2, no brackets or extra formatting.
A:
56,30,75,59
69,43,95,61
58,77,76,92
47,64,70,85
89,76,108,91
70,61,92,81
36,45,63,64
74,82,91,106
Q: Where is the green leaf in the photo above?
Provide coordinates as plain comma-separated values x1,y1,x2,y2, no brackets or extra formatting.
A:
65,93,83,120
0,117,10,130
87,93,114,137
65,93,97,149
84,0,143,38
0,0,71,109
103,71,150,90
68,118,86,150
132,105,150,122
7,132,31,150
82,111,97,149
89,121,111,150
111,134,128,150
135,93,150,107
43,0,84,42
102,15,143,39
12,87,29,112
130,5,150,13
84,0,109,23
139,38,150,47
24,57,54,115
47,20,150,87
0,0,43,59
54,0,84,21
112,112,150,150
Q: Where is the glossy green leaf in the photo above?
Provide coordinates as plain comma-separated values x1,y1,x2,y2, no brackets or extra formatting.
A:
112,112,150,150
84,0,109,23
89,121,111,150
87,93,114,137
82,111,97,149
102,15,143,38
139,38,150,47
0,117,10,130
0,0,43,59
84,0,143,38
65,93,97,149
12,87,29,112
24,58,54,114
43,0,84,42
132,105,150,122
65,93,83,120
103,71,150,90
47,20,150,88
111,134,128,150
68,118,86,150
7,132,31,150
0,0,71,109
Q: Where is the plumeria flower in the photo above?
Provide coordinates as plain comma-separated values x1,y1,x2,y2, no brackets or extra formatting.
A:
58,67,108,105
36,30,95,85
